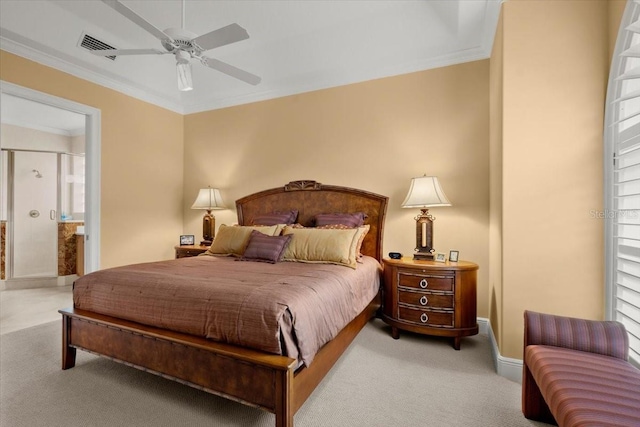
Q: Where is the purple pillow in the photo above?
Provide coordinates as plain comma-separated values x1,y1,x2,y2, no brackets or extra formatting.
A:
239,230,293,263
315,212,367,228
251,210,298,226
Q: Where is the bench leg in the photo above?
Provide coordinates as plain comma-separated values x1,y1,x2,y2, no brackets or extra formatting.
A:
522,364,555,424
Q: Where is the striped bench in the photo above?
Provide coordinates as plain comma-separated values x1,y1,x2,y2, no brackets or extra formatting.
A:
522,310,640,427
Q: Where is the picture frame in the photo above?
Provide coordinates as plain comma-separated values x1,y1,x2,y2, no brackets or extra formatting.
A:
449,250,459,263
435,252,447,263
179,234,195,246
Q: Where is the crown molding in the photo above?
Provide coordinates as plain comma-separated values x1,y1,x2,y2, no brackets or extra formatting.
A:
481,0,503,56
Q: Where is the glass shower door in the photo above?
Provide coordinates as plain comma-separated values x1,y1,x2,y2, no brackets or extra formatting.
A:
11,151,58,278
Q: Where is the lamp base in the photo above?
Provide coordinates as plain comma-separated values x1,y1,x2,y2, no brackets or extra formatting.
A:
413,252,434,261
202,211,215,245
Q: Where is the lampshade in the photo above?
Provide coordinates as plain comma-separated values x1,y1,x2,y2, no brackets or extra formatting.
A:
176,51,193,92
401,176,451,208
191,187,226,210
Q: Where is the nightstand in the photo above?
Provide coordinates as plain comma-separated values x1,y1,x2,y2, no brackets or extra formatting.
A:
175,245,209,259
381,257,479,350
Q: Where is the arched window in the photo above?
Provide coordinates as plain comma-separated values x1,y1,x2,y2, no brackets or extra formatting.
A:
605,0,640,366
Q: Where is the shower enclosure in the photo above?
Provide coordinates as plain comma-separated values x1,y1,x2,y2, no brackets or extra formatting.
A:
1,149,84,282
12,151,58,277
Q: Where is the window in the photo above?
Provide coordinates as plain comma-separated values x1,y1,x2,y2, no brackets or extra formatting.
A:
605,0,640,366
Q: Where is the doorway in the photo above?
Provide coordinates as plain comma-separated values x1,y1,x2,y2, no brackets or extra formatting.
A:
0,81,101,288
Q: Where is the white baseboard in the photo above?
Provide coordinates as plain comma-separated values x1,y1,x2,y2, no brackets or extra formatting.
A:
478,316,523,384
0,275,76,291
61,275,78,286
477,317,489,335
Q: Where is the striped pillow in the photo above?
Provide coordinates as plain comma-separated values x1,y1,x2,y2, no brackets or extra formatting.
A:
251,210,299,226
315,212,366,228
239,230,293,263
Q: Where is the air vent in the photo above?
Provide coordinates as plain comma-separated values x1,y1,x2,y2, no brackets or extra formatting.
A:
78,32,117,61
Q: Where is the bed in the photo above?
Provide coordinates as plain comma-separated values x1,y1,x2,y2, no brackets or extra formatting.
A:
59,180,388,427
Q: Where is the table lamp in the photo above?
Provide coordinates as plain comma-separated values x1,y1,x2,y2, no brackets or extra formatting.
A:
401,175,451,260
191,186,226,245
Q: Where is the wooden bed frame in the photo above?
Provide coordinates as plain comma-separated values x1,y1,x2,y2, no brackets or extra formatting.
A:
59,180,388,427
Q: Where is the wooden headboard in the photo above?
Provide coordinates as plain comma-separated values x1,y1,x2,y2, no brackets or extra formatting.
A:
236,180,388,262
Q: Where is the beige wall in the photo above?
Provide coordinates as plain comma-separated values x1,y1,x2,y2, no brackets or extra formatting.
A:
0,51,184,268
184,61,492,317
492,0,615,359
489,9,504,349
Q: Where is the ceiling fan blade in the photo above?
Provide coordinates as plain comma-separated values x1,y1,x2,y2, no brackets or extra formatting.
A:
202,57,261,85
91,48,167,56
101,0,173,43
192,23,249,51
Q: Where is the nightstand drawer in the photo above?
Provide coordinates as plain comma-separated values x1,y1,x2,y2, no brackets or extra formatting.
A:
398,273,453,291
398,307,454,327
176,249,200,258
175,245,209,259
398,291,453,309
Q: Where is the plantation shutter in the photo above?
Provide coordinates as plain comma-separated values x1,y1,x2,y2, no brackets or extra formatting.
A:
605,0,640,366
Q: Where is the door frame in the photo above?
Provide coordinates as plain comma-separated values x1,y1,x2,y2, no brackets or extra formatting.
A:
0,81,101,274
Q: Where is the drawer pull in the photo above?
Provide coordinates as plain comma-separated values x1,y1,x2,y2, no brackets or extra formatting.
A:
419,296,428,306
420,313,429,323
419,278,428,289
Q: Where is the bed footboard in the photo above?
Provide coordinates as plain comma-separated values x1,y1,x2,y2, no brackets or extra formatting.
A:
59,294,379,427
60,308,297,426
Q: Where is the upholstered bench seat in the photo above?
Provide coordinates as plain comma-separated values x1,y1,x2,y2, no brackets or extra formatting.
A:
525,345,640,427
522,310,640,427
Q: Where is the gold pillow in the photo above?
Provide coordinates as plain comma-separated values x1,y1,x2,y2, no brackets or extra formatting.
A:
316,224,370,259
281,226,365,268
206,224,278,256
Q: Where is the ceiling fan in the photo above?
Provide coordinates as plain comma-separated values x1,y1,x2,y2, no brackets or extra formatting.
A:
93,0,261,91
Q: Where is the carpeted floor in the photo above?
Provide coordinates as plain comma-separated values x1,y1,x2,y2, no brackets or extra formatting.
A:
0,318,548,427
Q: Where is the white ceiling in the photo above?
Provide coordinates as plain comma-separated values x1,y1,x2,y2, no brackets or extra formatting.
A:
0,0,501,115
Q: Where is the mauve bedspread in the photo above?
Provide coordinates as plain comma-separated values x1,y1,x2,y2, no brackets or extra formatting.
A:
73,255,381,365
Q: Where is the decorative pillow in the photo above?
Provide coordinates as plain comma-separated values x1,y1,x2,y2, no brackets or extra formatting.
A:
314,212,367,228
316,224,370,261
239,230,293,263
205,224,278,256
281,226,362,268
251,210,299,226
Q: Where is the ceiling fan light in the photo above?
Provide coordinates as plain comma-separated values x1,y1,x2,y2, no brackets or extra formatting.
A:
177,61,193,91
